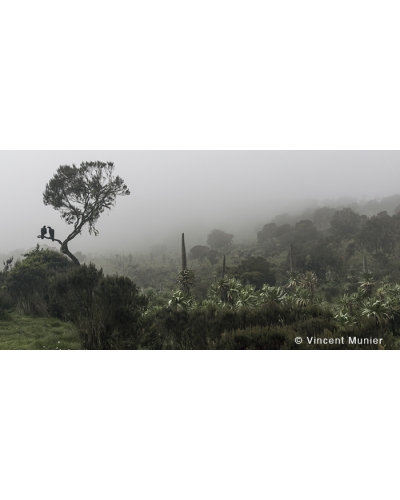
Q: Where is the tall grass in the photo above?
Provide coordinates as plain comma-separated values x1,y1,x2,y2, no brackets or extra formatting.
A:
0,312,81,350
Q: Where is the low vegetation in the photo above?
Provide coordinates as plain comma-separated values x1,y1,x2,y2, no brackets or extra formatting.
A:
0,312,80,350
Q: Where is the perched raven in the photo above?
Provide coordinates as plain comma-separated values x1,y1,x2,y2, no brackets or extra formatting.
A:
47,226,55,242
41,226,47,239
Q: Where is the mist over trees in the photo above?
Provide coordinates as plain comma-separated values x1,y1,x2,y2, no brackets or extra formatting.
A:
207,230,234,250
2,156,400,349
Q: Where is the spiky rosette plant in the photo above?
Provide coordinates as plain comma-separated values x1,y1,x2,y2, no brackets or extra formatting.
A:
260,285,287,304
210,278,230,304
300,271,318,297
361,298,389,326
176,233,195,294
209,277,242,307
235,285,259,310
334,311,356,328
338,294,355,313
226,277,243,305
176,269,196,294
294,288,312,307
359,273,375,298
286,271,301,290
168,290,193,311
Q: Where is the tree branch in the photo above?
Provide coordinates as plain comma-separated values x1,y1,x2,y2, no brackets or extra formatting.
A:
37,235,63,245
37,235,81,266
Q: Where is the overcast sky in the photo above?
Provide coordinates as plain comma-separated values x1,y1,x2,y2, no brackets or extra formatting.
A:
1,150,399,255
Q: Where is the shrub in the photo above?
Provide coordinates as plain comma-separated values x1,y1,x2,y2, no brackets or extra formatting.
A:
6,246,74,316
49,264,148,349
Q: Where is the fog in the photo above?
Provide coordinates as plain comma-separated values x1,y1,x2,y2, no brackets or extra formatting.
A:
1,150,400,257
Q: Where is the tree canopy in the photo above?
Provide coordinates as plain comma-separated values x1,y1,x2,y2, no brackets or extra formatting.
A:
42,162,130,265
232,256,276,289
189,245,210,263
207,229,234,250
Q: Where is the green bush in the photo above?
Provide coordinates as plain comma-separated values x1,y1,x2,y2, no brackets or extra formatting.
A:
49,264,148,349
6,247,74,316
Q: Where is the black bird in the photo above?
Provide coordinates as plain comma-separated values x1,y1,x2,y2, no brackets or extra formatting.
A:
41,226,47,239
47,226,55,242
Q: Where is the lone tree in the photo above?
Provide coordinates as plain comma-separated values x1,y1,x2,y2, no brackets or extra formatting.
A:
40,162,130,265
189,245,210,265
207,229,234,250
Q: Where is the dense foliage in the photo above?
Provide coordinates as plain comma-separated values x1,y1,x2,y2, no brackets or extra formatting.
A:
49,264,147,349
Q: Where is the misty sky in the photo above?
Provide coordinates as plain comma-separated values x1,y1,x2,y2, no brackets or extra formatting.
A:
0,150,399,256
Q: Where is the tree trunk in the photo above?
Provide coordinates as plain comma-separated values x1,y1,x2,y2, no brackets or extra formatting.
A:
37,234,80,266
61,241,81,266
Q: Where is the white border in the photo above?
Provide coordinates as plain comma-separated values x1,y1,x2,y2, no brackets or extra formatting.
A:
1,2,399,499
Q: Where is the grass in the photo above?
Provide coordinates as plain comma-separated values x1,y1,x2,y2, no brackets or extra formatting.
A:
0,311,81,350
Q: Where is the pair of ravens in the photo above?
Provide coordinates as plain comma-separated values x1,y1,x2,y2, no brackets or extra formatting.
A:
41,226,55,241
